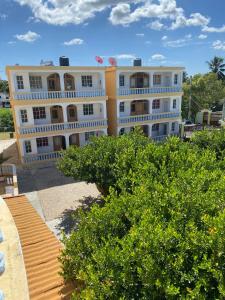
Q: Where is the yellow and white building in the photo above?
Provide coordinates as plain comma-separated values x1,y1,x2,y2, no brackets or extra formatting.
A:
105,65,184,141
6,66,108,163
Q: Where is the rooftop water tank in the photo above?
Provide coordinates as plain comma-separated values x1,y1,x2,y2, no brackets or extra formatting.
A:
133,58,142,67
59,56,69,66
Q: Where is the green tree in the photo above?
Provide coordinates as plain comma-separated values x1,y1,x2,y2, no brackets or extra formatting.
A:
0,80,9,93
59,131,225,299
207,56,225,80
182,73,225,119
58,128,150,195
0,108,14,132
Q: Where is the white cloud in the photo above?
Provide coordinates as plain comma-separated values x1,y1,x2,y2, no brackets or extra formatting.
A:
170,13,209,30
136,33,145,37
0,14,7,20
15,31,41,42
145,40,152,44
212,40,225,51
203,25,225,33
8,41,16,45
147,20,165,31
151,54,166,61
163,34,192,48
161,35,168,41
115,54,136,60
198,34,207,39
14,0,211,32
64,38,84,46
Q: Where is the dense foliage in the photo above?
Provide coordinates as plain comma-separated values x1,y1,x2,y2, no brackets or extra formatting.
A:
0,108,14,132
59,130,225,299
0,80,9,93
182,73,225,119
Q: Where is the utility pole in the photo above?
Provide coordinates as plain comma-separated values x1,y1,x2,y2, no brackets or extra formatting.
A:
188,76,192,121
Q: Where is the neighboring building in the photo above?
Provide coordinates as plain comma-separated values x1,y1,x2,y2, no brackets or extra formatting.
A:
105,63,184,141
0,92,10,108
196,109,222,126
6,65,108,163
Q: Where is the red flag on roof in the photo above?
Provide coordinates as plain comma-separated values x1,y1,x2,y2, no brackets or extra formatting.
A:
109,57,117,66
95,56,103,64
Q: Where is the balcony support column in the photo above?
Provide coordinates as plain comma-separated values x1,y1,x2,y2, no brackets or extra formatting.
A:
148,99,152,114
102,102,107,119
148,124,152,139
62,104,68,123
64,134,70,149
149,72,154,87
59,73,65,91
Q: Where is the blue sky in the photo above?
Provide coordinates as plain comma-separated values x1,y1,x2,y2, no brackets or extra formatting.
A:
1,0,225,79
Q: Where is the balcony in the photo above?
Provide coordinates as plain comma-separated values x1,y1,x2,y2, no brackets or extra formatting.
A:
13,89,106,101
117,86,182,96
19,119,108,135
118,112,180,125
23,151,63,164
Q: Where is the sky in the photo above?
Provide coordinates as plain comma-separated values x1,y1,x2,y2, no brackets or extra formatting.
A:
1,0,225,79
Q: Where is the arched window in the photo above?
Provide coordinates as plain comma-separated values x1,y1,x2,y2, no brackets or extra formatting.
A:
64,73,75,91
130,73,149,88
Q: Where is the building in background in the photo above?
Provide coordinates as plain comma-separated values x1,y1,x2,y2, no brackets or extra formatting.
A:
105,61,184,141
6,63,107,163
0,93,10,108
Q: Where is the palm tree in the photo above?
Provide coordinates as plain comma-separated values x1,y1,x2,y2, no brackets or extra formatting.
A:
207,56,225,80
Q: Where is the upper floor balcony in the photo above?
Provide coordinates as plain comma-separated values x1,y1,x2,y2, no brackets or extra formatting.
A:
19,118,108,136
14,89,106,101
117,71,183,98
9,68,106,102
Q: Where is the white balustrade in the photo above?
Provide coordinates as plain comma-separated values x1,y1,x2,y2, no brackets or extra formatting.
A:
19,119,108,135
23,151,63,163
14,89,106,100
118,86,182,96
118,112,180,125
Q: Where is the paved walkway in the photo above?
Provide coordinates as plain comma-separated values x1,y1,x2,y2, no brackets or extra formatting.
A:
17,163,100,238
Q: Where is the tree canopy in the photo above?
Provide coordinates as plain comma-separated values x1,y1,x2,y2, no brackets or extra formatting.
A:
207,56,225,80
0,108,14,132
182,73,225,119
58,129,225,299
0,80,9,94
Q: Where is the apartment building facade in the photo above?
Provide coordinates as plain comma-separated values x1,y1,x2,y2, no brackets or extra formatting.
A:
105,65,184,141
6,66,108,163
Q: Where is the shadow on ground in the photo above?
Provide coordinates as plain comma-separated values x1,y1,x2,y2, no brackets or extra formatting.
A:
17,162,77,193
56,196,104,235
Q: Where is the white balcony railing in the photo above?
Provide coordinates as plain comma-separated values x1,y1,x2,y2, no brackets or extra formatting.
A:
152,135,168,142
19,119,108,135
23,151,63,164
118,112,180,125
118,86,182,96
14,89,106,100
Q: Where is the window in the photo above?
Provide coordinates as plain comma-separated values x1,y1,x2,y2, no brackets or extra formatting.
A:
119,75,125,87
33,107,46,119
69,108,75,118
83,104,94,115
152,99,160,109
119,128,125,135
174,74,178,85
36,137,48,148
173,99,177,109
131,103,135,113
119,102,125,113
52,109,58,119
171,122,176,132
20,109,28,123
81,75,92,87
85,131,95,141
29,76,42,89
24,141,32,153
16,76,24,89
152,124,159,131
153,75,161,85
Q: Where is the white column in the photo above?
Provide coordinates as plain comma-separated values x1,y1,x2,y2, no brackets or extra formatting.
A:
62,104,68,123
117,101,121,118
148,124,152,139
64,134,70,149
102,101,107,119
168,122,172,136
171,72,175,86
149,72,154,87
59,72,65,91
149,99,152,114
